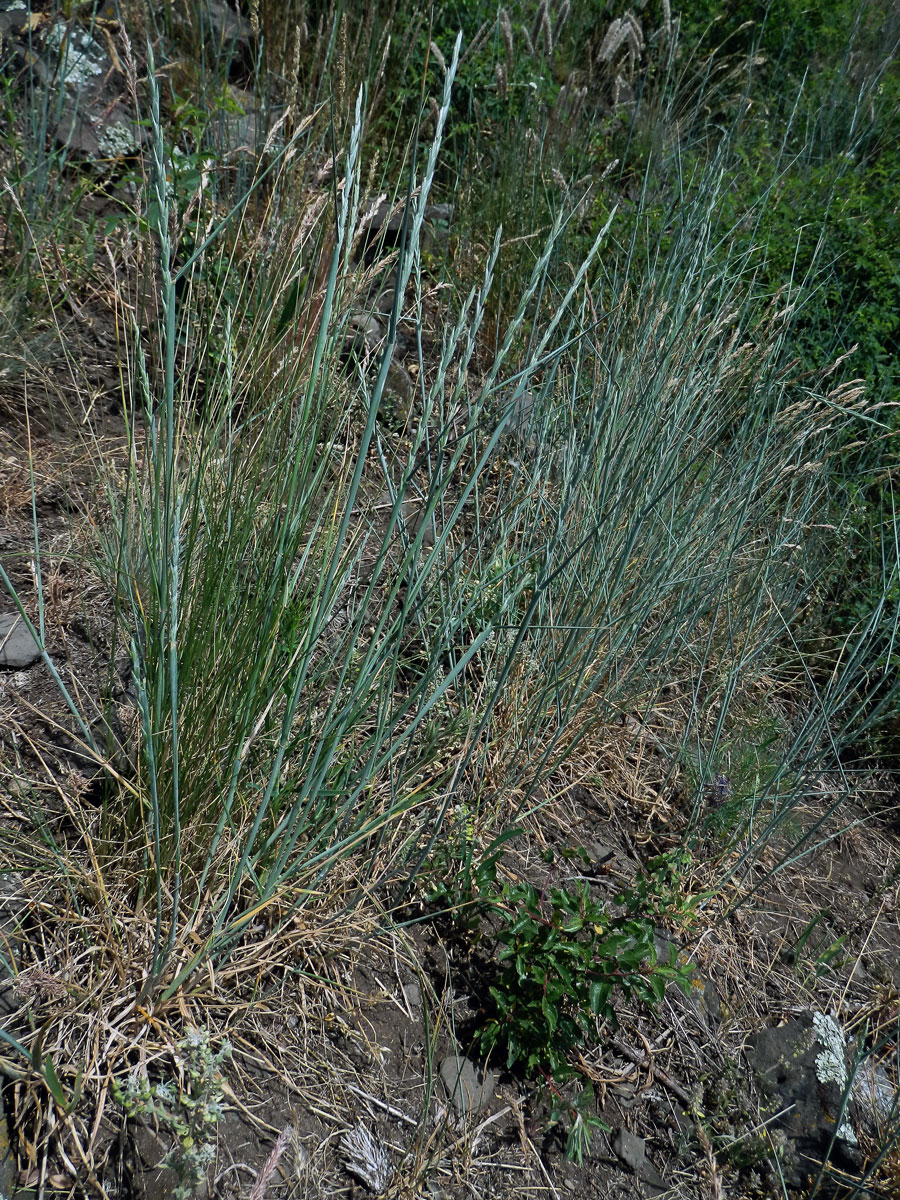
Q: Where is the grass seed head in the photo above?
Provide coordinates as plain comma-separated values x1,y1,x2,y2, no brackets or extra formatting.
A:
340,1123,393,1193
499,8,515,72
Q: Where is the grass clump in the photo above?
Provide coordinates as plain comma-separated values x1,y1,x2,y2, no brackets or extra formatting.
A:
3,2,893,1014
1,3,899,1195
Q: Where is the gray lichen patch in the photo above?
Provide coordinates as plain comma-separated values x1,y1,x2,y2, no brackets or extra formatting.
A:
97,119,141,159
45,21,106,86
812,1011,849,1088
811,1011,857,1144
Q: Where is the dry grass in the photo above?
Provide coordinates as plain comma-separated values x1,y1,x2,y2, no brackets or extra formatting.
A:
1,8,899,1199
3,653,900,1197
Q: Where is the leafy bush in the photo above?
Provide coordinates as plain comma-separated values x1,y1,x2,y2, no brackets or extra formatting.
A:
678,0,862,71
477,877,694,1079
422,843,698,1159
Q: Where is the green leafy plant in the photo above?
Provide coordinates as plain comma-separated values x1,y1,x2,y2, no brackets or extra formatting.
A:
471,863,694,1160
548,1081,608,1166
113,1029,231,1200
787,910,849,983
478,875,693,1078
622,848,710,929
424,825,517,933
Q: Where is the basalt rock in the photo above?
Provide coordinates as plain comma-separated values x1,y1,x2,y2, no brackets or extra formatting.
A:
745,1010,894,1197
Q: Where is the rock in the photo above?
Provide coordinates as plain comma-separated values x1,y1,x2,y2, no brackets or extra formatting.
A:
0,0,29,37
613,1128,667,1194
56,95,140,158
190,0,253,48
0,613,41,668
746,1011,869,1194
16,18,143,160
42,19,107,87
501,388,537,443
492,387,568,481
356,201,455,266
642,1158,667,1193
588,839,638,877
421,205,453,256
372,488,435,557
850,1055,897,1139
398,499,435,551
344,312,384,359
402,982,421,1010
612,1083,639,1110
613,1127,646,1171
365,201,407,241
439,1055,495,1115
589,841,618,867
424,203,454,225
373,288,396,320
211,86,286,157
363,200,454,242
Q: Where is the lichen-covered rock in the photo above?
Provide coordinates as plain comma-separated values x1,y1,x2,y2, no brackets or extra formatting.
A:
745,1011,868,1196
6,16,144,160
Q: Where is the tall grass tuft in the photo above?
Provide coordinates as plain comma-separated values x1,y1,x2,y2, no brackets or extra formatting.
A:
3,17,897,1014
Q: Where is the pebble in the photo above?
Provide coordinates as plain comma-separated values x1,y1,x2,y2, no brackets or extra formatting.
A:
402,982,421,1010
613,1127,647,1172
0,614,41,669
613,1127,667,1192
438,1055,495,1115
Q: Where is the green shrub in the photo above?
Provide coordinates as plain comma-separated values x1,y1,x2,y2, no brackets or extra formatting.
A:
422,843,698,1160
478,877,693,1078
678,0,862,71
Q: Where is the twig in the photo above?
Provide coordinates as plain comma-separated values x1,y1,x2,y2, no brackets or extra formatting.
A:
344,1082,418,1126
609,1037,694,1107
